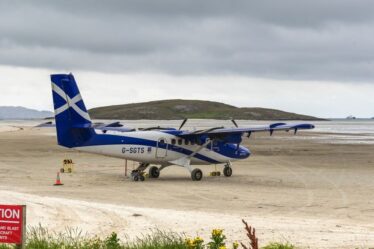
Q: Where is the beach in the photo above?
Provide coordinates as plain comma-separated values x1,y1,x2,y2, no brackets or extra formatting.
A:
0,120,373,248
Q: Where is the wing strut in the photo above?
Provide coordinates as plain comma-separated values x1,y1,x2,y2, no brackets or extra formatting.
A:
169,139,211,168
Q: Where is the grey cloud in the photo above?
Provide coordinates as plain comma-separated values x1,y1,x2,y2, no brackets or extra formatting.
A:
0,0,374,82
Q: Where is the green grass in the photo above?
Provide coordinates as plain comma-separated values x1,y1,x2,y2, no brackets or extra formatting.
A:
261,242,295,249
0,225,340,249
0,226,187,249
123,231,187,249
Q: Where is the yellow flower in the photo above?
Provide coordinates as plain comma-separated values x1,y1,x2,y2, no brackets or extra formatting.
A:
233,241,239,249
194,236,204,244
185,238,195,247
219,246,227,249
212,229,224,237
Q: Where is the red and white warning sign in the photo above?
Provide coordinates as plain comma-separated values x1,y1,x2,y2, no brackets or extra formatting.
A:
0,205,25,244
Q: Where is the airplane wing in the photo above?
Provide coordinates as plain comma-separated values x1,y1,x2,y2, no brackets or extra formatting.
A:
92,121,137,132
178,122,315,141
94,126,135,132
93,121,122,129
36,121,135,132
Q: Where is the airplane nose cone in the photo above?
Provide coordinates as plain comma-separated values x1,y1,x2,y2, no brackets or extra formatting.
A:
239,147,251,159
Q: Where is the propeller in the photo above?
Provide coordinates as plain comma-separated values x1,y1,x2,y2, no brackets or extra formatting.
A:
179,118,188,130
231,119,242,152
231,119,239,128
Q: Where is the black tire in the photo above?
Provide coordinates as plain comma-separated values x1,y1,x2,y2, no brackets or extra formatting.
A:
223,167,233,177
133,175,139,181
191,169,203,181
140,175,145,181
149,166,160,178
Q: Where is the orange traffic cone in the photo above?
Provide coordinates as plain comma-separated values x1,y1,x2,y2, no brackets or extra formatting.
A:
54,172,64,186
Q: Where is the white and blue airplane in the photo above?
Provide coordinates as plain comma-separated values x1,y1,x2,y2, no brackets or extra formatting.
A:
50,73,315,181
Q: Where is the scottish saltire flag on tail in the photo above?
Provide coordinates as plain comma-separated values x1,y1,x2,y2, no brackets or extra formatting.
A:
51,74,94,148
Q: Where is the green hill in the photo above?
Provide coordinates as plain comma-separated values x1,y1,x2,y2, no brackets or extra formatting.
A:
89,99,322,120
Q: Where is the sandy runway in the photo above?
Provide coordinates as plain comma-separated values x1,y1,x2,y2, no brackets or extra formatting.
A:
0,123,374,248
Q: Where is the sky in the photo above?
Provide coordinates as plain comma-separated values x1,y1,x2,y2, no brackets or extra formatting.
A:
0,0,373,118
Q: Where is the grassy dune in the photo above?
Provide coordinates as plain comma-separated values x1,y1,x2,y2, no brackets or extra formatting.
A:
89,99,322,120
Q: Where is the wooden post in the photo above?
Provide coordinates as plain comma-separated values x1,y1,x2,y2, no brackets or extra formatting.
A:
16,205,26,249
125,160,128,177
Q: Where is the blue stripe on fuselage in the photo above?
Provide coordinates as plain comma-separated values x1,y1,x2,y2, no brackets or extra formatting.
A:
78,131,221,164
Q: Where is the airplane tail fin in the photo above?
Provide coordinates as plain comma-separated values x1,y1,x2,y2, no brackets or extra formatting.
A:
50,73,95,148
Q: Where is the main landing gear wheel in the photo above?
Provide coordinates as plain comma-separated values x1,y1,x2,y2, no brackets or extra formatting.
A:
149,166,160,178
191,168,203,181
223,167,233,177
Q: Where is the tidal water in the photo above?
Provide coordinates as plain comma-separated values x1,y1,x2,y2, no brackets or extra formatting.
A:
1,119,374,144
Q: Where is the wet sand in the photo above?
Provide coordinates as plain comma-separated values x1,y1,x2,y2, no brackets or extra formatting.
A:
0,127,373,248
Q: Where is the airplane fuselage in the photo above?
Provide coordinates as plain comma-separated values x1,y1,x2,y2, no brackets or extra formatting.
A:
74,130,251,166
50,73,314,181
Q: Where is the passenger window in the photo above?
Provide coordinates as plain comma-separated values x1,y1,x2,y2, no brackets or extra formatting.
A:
159,139,165,144
171,139,176,145
185,140,189,145
178,139,183,145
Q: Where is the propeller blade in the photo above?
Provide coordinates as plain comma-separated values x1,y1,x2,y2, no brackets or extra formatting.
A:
179,118,188,130
231,119,239,128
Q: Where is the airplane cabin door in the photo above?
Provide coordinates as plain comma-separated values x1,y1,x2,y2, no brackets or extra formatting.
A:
156,138,168,158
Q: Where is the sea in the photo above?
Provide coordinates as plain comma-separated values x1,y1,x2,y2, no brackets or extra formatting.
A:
0,119,374,144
